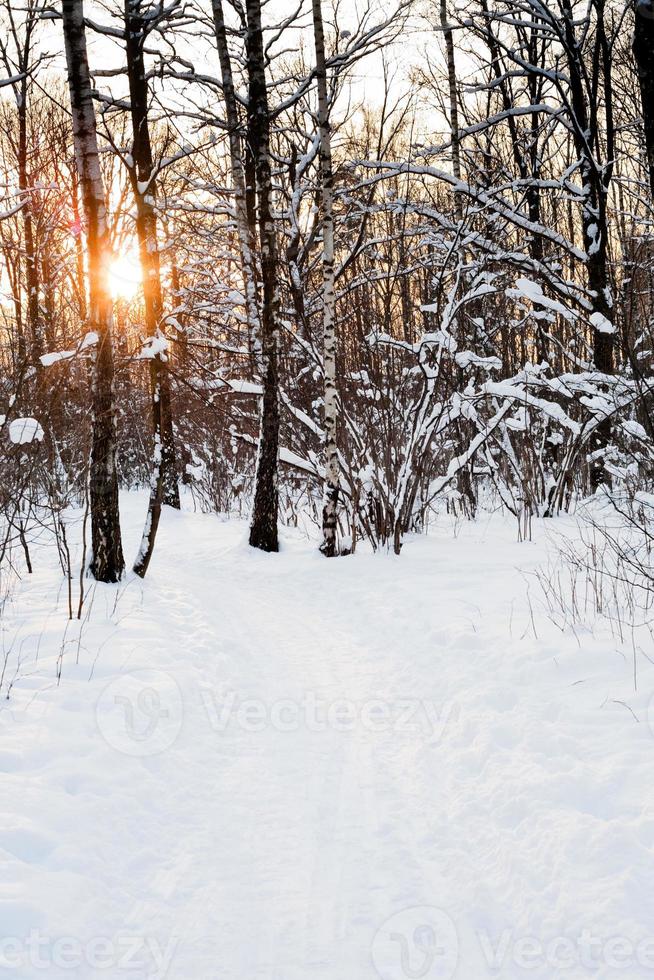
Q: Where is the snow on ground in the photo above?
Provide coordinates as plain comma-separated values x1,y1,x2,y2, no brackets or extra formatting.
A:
1,494,654,979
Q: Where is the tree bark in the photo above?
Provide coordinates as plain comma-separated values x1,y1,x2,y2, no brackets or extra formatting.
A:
62,0,125,582
440,0,461,188
212,0,262,370
18,96,42,360
125,0,179,518
633,0,654,201
245,0,280,552
4,0,44,359
124,0,177,577
561,0,614,488
312,0,340,556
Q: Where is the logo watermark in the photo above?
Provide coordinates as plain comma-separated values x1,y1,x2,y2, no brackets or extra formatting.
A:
372,907,459,980
371,909,654,977
96,670,183,757
0,931,177,977
96,672,457,754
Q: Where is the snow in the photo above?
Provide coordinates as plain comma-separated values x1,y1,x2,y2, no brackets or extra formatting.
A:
2,496,654,978
507,278,577,322
39,332,98,367
137,336,169,360
590,311,615,335
227,377,264,395
7,417,44,445
623,420,648,441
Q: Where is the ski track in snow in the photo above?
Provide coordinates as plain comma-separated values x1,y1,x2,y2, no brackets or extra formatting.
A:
2,494,654,979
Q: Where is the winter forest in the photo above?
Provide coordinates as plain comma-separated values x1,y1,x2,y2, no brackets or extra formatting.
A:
2,0,654,976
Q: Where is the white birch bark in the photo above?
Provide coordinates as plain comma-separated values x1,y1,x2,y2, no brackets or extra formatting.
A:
61,0,124,583
312,0,340,556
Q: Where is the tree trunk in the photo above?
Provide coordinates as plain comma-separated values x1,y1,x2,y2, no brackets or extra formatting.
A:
125,0,179,523
62,0,125,583
633,0,654,200
561,0,614,489
312,0,340,557
12,8,43,360
123,1,174,577
440,0,461,188
212,0,262,370
441,0,477,513
245,0,280,553
18,99,42,360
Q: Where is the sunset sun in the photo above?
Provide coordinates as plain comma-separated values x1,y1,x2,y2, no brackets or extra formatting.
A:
108,254,142,299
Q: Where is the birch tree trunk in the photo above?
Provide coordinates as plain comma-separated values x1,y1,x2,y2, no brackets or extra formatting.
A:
312,0,340,556
62,0,124,582
124,0,178,578
245,0,280,553
212,0,262,371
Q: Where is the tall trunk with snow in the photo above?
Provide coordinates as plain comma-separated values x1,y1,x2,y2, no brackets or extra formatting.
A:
312,0,340,556
440,0,461,189
561,0,614,488
124,0,177,578
440,0,476,516
126,0,179,510
245,0,280,553
478,0,547,360
62,0,124,583
633,0,654,201
18,84,42,360
212,0,262,370
4,0,43,360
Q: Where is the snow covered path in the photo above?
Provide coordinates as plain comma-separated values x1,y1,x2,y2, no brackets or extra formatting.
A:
2,498,654,979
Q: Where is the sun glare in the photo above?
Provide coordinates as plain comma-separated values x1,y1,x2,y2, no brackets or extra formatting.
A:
109,254,142,300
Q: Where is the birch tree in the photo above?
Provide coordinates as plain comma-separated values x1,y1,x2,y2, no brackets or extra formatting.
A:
61,0,124,582
311,0,340,556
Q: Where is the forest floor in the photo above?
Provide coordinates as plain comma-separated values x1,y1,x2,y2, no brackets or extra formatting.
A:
1,494,654,979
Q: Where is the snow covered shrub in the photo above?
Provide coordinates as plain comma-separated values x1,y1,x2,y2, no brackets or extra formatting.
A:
535,487,654,681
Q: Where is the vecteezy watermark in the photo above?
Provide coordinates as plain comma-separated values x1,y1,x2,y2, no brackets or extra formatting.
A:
477,928,654,972
201,688,457,738
371,910,654,979
96,669,183,757
96,673,457,755
0,932,177,977
371,907,459,980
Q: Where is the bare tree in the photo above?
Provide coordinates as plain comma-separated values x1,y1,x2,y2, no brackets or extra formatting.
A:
124,0,180,577
633,0,654,200
246,0,280,552
61,0,124,582
0,0,47,359
312,0,340,556
212,0,261,371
